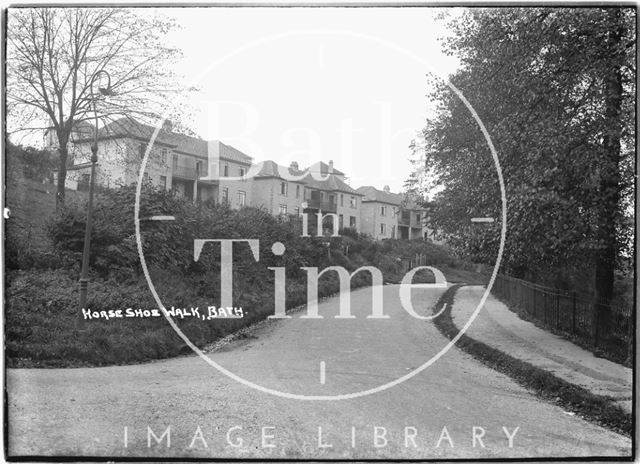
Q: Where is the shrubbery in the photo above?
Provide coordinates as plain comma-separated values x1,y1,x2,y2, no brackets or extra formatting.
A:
6,184,458,367
7,142,57,183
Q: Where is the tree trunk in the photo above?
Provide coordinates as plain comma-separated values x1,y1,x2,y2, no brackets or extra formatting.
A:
594,8,624,340
55,131,69,210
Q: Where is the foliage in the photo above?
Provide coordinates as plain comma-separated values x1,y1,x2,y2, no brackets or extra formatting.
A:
407,8,635,297
6,7,189,205
46,184,194,275
6,142,57,182
9,185,459,367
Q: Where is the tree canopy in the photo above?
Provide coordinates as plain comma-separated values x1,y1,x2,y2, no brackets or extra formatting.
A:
407,8,635,297
6,7,189,206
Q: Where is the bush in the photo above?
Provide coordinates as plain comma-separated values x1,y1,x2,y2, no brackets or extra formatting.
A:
8,184,462,367
7,142,57,183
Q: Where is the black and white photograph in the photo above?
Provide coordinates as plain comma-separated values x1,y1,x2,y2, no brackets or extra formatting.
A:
3,2,636,461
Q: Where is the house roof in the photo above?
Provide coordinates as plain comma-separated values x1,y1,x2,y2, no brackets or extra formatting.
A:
70,120,96,140
254,160,360,194
217,141,253,165
75,118,179,148
301,160,359,193
358,186,426,210
72,117,253,164
357,186,403,205
303,172,361,195
46,120,96,141
306,161,345,176
254,160,306,181
170,131,208,156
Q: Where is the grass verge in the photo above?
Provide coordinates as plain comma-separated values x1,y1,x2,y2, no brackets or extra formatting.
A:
432,284,632,437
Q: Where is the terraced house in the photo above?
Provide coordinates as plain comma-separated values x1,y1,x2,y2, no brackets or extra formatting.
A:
53,118,252,207
249,159,363,233
358,185,427,240
50,117,432,240
300,160,363,233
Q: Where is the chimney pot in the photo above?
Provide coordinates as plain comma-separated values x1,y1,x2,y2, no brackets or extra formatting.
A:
290,161,299,170
383,185,390,193
328,160,334,173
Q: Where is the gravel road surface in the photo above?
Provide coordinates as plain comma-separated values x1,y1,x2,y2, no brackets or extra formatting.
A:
7,284,631,459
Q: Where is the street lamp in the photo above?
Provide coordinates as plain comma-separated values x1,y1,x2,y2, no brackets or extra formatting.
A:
78,70,114,330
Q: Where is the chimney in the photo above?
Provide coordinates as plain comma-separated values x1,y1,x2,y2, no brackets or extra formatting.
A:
162,119,173,133
290,161,299,170
328,160,334,173
383,185,390,193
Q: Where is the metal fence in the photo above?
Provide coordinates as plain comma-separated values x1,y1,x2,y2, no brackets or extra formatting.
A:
401,253,430,272
491,274,632,355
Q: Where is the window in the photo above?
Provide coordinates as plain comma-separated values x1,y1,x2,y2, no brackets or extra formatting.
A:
238,190,246,207
381,206,387,216
340,194,344,207
139,143,146,159
280,182,288,196
350,196,357,208
223,164,229,177
160,175,167,190
339,214,344,229
196,161,203,177
380,223,386,235
296,185,300,198
81,173,90,184
416,213,421,222
329,194,335,206
239,167,245,177
349,216,356,228
161,148,167,164
278,204,287,215
222,188,229,204
172,154,178,170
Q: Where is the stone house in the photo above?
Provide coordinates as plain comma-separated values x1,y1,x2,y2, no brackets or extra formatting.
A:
48,117,434,241
358,185,427,240
52,118,252,207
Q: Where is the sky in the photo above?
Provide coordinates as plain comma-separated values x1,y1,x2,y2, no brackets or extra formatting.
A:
160,7,461,192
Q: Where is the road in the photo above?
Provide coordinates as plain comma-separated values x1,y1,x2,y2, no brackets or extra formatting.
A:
7,284,631,459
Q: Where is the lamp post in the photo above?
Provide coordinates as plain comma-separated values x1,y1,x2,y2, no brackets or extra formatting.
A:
78,70,114,330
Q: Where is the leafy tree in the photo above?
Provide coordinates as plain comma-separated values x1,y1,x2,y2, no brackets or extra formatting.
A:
6,7,188,207
408,8,635,329
6,141,57,183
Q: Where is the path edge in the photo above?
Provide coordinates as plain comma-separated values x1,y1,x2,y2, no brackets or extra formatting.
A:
432,284,633,439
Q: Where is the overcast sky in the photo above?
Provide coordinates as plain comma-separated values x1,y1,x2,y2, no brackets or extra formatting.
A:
161,7,461,192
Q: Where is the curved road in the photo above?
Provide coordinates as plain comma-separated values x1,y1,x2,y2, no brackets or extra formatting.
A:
7,284,631,459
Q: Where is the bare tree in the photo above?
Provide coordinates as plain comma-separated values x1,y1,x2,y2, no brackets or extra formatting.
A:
7,7,189,207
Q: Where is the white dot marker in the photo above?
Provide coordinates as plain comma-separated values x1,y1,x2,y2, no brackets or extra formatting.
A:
149,215,176,221
320,361,326,385
271,241,285,256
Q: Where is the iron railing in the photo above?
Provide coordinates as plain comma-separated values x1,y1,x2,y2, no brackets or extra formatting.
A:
172,165,198,179
305,198,337,212
490,274,632,357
